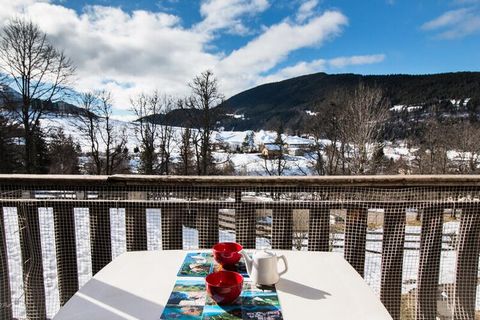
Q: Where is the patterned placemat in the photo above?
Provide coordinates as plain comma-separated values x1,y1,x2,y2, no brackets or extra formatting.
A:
177,252,249,279
160,252,283,319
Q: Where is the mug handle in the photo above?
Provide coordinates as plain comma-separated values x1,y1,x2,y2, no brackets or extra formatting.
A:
278,255,288,276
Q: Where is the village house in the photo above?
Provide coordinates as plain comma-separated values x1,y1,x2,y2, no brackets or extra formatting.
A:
261,143,283,158
285,136,313,156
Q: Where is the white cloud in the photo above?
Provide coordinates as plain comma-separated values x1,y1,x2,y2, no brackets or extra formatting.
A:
196,0,270,35
217,10,348,92
261,59,327,83
328,54,385,68
422,7,480,39
1,1,218,109
0,0,382,113
296,0,319,23
422,8,469,30
260,54,385,84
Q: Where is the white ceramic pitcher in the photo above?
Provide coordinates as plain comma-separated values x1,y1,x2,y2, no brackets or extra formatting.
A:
240,250,288,286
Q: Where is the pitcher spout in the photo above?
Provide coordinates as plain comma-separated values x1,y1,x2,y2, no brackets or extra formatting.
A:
239,250,253,276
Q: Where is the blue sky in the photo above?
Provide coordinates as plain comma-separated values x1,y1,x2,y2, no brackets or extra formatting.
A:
1,0,479,116
58,0,480,75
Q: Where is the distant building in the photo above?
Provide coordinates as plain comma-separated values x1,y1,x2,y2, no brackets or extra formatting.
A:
261,143,283,159
285,136,313,156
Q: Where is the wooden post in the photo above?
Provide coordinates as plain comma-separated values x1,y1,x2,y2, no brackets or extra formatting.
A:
272,208,293,250
453,206,480,320
197,208,219,249
53,204,79,306
344,208,368,277
416,206,443,320
161,208,183,250
126,192,147,251
0,206,12,320
18,203,46,320
235,191,256,249
89,203,112,275
380,206,406,320
308,207,330,252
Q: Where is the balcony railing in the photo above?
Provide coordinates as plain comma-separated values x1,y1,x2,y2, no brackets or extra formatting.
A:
1,175,480,320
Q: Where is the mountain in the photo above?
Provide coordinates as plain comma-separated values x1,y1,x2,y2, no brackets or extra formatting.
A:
218,72,480,131
0,85,92,117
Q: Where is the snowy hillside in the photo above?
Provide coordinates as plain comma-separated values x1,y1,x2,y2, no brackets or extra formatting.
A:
40,114,319,175
39,113,478,176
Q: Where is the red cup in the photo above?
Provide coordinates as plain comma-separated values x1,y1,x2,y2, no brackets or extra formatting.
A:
206,271,243,304
213,242,243,266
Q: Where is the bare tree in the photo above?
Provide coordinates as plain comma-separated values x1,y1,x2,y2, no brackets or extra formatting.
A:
308,103,344,175
451,121,480,174
76,91,129,174
184,70,224,175
411,119,452,174
131,92,174,174
177,127,195,175
263,126,288,176
76,92,102,174
0,18,75,172
158,106,175,175
0,114,21,173
339,84,389,175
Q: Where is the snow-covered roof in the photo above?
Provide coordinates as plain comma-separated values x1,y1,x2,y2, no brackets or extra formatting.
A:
390,105,422,112
285,136,312,145
263,143,282,151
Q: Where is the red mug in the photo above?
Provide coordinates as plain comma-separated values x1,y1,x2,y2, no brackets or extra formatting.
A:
205,271,243,304
212,242,243,266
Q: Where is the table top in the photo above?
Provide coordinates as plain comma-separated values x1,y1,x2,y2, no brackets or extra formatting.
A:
54,250,392,320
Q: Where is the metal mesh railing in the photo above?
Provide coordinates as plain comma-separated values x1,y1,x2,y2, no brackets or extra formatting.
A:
1,175,480,320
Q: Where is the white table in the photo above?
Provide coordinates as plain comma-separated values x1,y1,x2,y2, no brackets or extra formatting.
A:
54,251,392,320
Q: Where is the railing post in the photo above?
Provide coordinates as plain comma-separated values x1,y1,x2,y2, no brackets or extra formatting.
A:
126,192,147,251
89,203,112,275
308,206,330,251
272,207,293,250
235,191,256,249
197,207,219,249
344,207,368,277
416,205,443,320
0,206,12,320
161,207,183,250
18,202,46,320
380,206,406,320
453,206,480,320
53,204,79,306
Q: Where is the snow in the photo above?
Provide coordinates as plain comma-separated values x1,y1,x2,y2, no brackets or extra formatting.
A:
225,113,245,120
39,114,322,175
450,99,470,107
284,135,312,146
390,105,422,112
263,143,281,151
40,113,480,176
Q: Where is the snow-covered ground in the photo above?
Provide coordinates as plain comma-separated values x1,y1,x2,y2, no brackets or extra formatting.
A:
2,207,477,318
40,113,480,176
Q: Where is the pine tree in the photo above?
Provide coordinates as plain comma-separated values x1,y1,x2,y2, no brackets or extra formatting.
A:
0,115,21,173
47,128,80,174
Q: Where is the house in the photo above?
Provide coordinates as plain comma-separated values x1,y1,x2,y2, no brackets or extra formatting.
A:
261,143,283,159
285,136,313,156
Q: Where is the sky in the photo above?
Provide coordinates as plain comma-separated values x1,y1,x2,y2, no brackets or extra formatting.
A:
0,0,479,119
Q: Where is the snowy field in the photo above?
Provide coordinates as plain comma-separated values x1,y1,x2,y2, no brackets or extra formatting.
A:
39,114,426,176
2,207,478,319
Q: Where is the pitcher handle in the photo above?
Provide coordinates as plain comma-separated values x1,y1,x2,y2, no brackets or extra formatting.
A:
278,255,288,276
